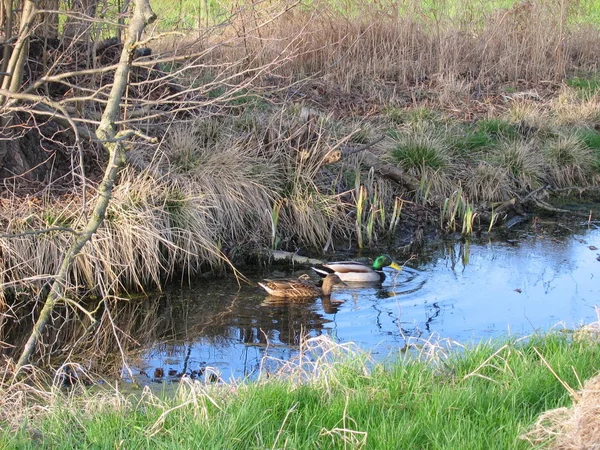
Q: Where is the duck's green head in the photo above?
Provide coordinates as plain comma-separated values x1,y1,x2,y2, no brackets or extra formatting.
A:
372,254,402,271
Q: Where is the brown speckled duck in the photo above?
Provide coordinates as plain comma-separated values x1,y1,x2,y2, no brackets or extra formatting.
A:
258,274,345,299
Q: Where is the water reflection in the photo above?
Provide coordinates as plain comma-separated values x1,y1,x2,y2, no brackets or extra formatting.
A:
121,221,600,383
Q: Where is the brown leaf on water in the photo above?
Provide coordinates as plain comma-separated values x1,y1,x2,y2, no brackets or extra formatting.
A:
589,245,598,251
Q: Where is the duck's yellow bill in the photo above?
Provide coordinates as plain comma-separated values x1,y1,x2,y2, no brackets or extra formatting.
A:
389,262,403,271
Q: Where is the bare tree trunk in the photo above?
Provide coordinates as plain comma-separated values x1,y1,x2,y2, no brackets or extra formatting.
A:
0,0,15,77
0,0,36,103
0,0,31,170
16,0,157,370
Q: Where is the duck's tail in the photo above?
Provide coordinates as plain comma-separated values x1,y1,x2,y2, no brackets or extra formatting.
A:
257,282,274,296
311,266,334,278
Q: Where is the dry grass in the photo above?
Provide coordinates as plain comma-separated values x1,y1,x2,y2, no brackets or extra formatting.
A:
504,99,548,133
491,138,545,191
161,117,277,245
543,133,597,188
0,361,55,431
522,369,600,450
0,107,354,307
551,87,600,126
259,335,371,387
463,162,515,203
0,167,231,303
254,107,351,249
187,0,600,98
522,308,600,449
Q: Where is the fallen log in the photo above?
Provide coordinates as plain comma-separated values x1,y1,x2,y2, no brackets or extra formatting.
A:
268,250,325,266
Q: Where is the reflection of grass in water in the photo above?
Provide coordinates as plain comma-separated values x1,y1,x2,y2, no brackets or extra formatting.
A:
4,333,600,448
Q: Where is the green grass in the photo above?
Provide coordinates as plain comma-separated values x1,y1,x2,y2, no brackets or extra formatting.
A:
577,128,600,150
2,333,599,449
451,129,496,153
567,75,600,100
449,119,519,155
475,118,519,140
390,132,451,172
152,0,229,29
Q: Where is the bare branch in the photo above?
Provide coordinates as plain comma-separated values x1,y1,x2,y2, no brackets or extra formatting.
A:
16,0,157,371
0,227,79,239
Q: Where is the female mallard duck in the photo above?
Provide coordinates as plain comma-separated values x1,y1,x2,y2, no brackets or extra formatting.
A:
312,254,402,283
258,274,345,299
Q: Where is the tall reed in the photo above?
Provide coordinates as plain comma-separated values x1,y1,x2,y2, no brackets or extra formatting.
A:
186,0,600,95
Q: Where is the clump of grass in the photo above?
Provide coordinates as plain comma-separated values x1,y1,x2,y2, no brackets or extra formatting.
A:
162,118,278,245
384,106,407,125
576,128,600,151
451,128,495,153
476,118,518,140
452,119,520,155
390,125,452,172
551,87,600,126
346,122,375,145
504,99,547,134
463,162,514,203
405,107,441,124
543,133,596,188
567,75,600,100
491,138,544,191
0,196,81,306
437,73,472,107
277,186,342,251
0,167,237,309
390,126,455,202
255,107,349,250
90,168,234,291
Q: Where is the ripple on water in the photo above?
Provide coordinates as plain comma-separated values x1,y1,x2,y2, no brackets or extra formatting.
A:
127,223,600,383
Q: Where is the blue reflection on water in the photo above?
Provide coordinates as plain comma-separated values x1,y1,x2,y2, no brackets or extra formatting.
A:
130,223,600,384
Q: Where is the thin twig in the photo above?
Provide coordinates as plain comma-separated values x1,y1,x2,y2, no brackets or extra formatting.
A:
0,227,78,239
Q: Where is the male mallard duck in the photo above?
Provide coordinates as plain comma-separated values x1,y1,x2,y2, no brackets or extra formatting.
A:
312,254,402,283
258,273,345,299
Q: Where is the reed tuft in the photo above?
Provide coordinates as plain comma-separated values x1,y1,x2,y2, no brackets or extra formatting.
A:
491,138,544,191
543,133,596,188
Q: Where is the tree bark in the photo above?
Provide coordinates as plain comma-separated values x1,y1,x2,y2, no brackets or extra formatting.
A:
0,0,36,104
16,0,157,370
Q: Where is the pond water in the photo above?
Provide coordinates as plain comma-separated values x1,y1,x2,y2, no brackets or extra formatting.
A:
128,219,600,384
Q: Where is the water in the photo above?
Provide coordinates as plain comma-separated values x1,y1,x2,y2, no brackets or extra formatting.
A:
129,220,600,383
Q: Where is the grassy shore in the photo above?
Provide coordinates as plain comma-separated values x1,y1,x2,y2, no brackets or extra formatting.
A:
3,81,600,304
2,332,600,449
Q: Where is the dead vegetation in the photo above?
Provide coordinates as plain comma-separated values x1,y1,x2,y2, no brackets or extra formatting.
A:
523,374,600,449
522,309,600,449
